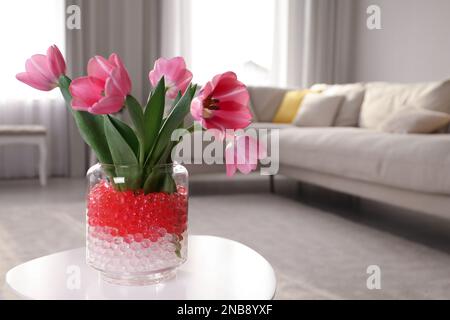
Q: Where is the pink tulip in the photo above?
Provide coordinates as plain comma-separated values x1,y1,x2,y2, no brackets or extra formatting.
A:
191,72,252,132
149,57,193,99
225,134,266,177
16,45,66,91
70,53,131,114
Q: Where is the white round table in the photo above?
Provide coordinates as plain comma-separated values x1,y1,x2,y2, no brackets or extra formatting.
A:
5,235,276,300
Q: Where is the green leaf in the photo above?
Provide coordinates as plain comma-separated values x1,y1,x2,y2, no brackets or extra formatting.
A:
158,121,185,165
172,91,182,108
161,172,177,193
125,95,146,164
143,77,165,156
108,116,140,159
58,75,113,165
104,115,141,190
145,84,196,168
104,115,139,166
142,168,176,194
141,139,175,193
143,169,165,193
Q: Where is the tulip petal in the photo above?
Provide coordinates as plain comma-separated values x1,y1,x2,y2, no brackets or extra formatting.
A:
175,69,193,93
87,55,113,82
225,162,237,177
105,69,123,97
192,71,252,132
109,53,132,92
224,134,261,176
157,57,186,80
210,111,251,129
225,142,237,177
16,72,55,91
214,86,249,106
71,96,92,111
217,100,251,112
148,69,160,87
47,45,66,79
166,86,180,99
203,118,226,131
197,82,214,99
25,55,57,84
16,46,66,92
211,71,237,88
70,76,103,106
105,65,131,97
190,98,204,120
149,57,192,97
213,108,252,119
90,96,125,114
69,53,131,115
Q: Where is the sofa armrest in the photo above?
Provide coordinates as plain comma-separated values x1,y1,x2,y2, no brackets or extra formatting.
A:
433,122,450,133
440,123,450,133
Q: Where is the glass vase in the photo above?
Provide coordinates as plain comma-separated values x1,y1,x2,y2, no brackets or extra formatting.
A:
86,163,188,285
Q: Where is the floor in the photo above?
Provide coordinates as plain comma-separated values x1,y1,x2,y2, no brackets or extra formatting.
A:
1,176,450,299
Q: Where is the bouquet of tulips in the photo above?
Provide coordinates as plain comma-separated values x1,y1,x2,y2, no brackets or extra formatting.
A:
16,45,262,193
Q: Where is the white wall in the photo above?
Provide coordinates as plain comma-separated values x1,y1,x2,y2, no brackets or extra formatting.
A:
350,0,450,83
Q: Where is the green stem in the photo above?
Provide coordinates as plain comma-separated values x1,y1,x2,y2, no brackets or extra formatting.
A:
58,75,113,165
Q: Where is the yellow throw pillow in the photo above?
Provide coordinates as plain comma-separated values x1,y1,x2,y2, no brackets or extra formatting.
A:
272,90,312,123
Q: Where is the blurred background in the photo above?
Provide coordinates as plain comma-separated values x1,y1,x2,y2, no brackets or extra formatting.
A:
1,0,450,299
2,0,450,178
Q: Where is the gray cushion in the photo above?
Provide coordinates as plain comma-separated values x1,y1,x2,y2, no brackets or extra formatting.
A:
247,86,288,122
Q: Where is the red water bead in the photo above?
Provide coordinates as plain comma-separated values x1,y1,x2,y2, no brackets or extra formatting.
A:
87,182,188,239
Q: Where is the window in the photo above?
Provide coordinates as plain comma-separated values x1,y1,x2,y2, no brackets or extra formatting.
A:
0,0,64,100
190,0,278,86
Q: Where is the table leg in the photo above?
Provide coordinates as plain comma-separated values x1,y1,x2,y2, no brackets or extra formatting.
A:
38,138,47,186
269,175,275,193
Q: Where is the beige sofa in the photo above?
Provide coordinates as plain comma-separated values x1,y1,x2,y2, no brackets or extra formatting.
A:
186,81,450,218
246,81,450,219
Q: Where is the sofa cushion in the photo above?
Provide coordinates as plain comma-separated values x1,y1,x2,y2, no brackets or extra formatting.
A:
272,89,312,123
359,80,450,129
327,84,365,126
415,80,450,112
311,83,365,127
248,100,259,122
247,86,288,122
278,127,450,195
292,94,344,127
378,107,450,134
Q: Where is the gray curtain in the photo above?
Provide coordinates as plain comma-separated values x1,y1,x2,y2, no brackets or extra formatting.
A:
285,0,356,88
65,0,162,176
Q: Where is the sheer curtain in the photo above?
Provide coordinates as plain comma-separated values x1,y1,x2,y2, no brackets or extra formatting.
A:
162,0,285,87
190,0,279,86
160,0,192,65
162,0,355,88
0,0,69,178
